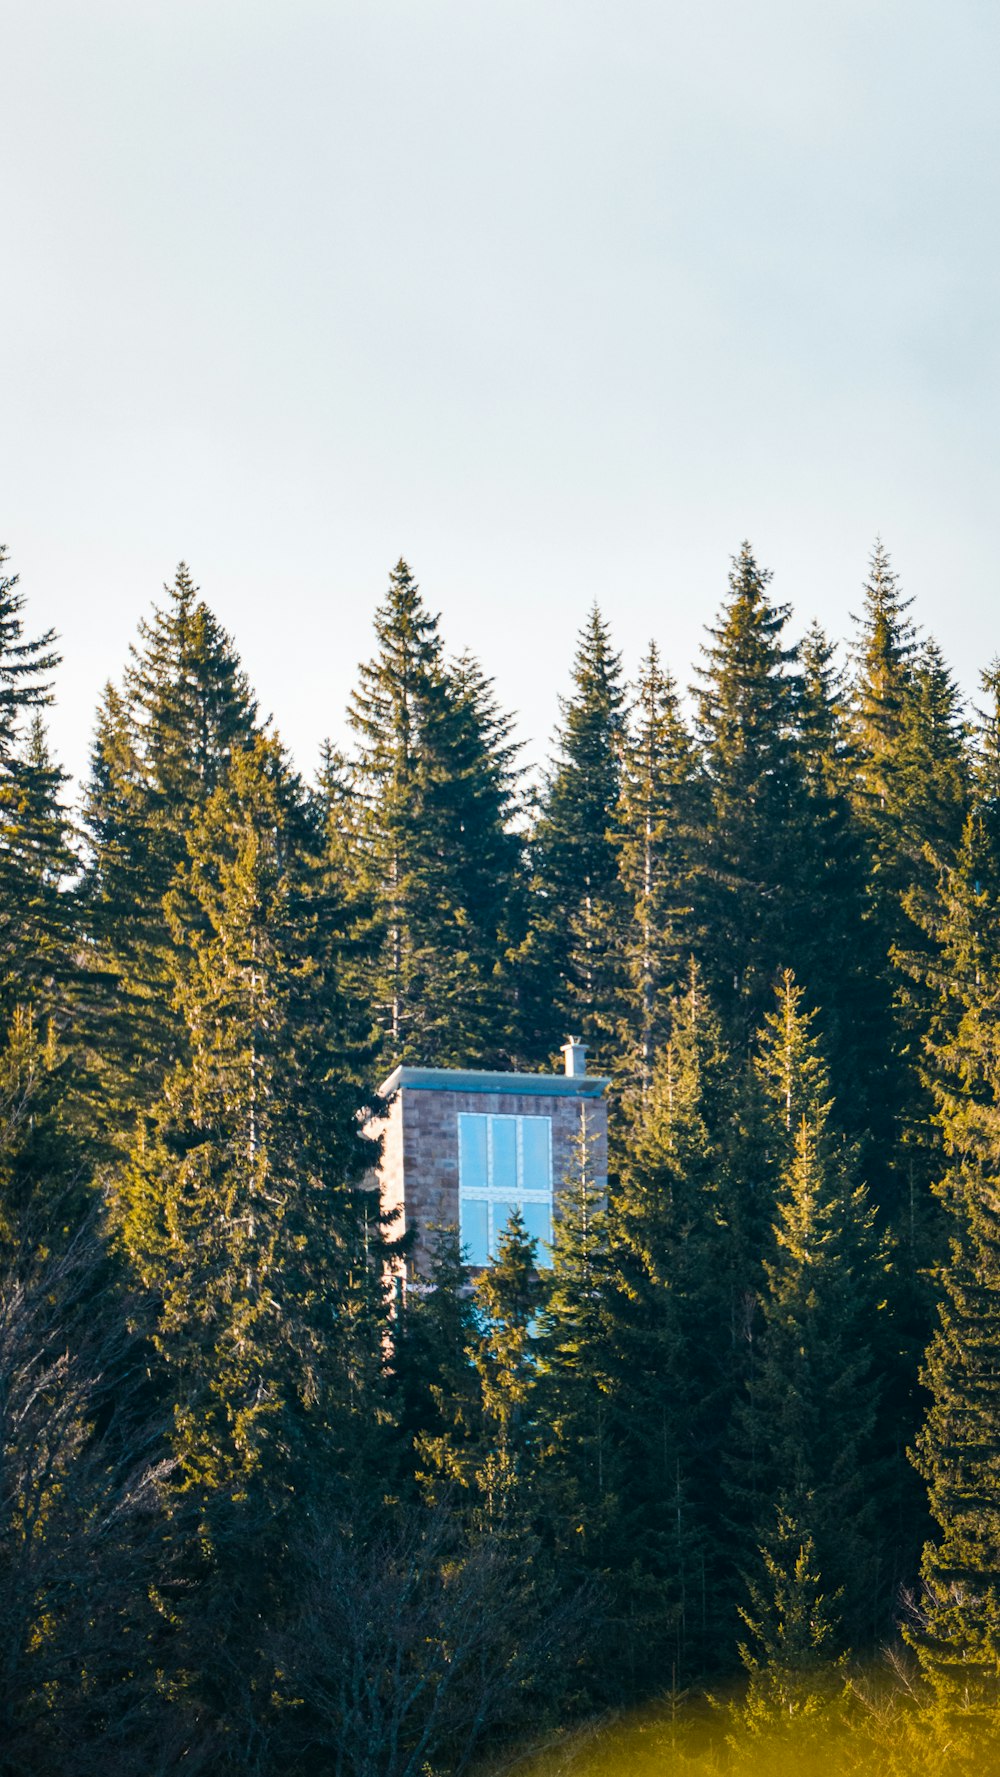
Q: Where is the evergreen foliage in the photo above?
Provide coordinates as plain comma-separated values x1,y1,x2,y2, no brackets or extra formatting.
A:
82,565,260,1137
906,709,1000,1745
524,604,626,1066
0,548,73,1021
113,733,383,1498
348,560,523,1067
4,537,1000,1765
598,966,755,1689
738,973,887,1648
692,543,807,1033
612,641,698,1102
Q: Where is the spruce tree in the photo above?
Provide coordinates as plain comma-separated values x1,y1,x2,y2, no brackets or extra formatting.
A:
0,547,60,757
0,550,74,1021
849,538,920,902
736,972,887,1649
411,648,524,1064
82,566,260,1132
392,1226,484,1501
470,1210,541,1520
794,623,892,1158
692,544,808,1035
113,734,385,1501
907,718,1000,1746
535,1106,616,1559
849,544,969,1192
523,604,626,1067
0,716,77,1023
611,642,698,1103
600,966,757,1688
729,1511,846,1754
349,561,522,1067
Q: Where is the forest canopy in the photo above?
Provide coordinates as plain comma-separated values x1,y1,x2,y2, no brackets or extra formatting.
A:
2,539,1000,1776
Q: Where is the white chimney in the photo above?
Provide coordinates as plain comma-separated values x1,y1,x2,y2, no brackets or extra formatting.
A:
561,1036,587,1078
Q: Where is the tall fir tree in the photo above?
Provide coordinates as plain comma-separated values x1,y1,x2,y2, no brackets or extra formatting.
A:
734,973,887,1649
535,1105,616,1553
907,696,1000,1749
522,604,626,1068
348,561,522,1068
82,566,260,1137
849,547,968,1127
692,544,809,1037
392,1226,484,1501
113,734,387,1501
793,623,893,1160
849,538,920,900
599,966,760,1689
611,642,698,1105
0,550,75,1022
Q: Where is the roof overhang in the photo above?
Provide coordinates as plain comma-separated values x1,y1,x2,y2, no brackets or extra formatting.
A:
377,1065,611,1100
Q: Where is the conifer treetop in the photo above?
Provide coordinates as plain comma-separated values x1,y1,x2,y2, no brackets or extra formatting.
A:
0,545,61,762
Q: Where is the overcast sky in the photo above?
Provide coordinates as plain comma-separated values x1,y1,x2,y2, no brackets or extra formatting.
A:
5,0,999,788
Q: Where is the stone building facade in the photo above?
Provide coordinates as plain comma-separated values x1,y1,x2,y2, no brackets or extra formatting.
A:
375,1040,610,1277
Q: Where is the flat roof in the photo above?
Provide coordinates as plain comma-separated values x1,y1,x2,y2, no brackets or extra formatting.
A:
377,1064,611,1100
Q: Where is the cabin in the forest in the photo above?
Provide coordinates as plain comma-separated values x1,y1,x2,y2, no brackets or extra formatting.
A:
375,1039,610,1277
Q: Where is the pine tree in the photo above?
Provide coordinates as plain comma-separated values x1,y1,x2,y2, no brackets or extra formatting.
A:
850,548,970,1376
0,550,74,1020
730,1510,846,1753
794,623,893,1158
82,566,260,1132
470,1209,541,1519
113,734,385,1501
0,715,77,1023
612,642,698,1103
736,972,887,1648
692,543,808,1034
0,547,60,758
907,722,1000,1746
349,561,522,1067
535,1106,615,1554
128,563,259,814
849,538,920,899
598,966,757,1688
410,648,524,1064
393,1226,484,1501
523,604,626,1067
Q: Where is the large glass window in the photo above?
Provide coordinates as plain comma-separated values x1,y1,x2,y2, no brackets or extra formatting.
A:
458,1112,553,1266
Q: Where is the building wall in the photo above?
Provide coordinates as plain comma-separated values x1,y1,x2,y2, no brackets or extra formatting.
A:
382,1084,608,1275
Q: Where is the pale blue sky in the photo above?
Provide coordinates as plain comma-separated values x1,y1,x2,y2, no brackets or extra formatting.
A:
4,0,999,786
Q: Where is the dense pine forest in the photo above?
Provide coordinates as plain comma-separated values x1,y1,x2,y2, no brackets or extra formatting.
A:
3,536,1000,1775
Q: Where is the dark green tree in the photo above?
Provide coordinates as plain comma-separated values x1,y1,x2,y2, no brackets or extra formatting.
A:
692,543,807,1034
0,551,74,1021
611,642,698,1104
849,539,920,898
728,1511,846,1758
391,1226,484,1501
599,966,757,1689
349,561,522,1068
793,624,892,1160
907,720,1000,1750
535,1106,615,1545
82,565,260,1134
522,604,626,1067
735,973,887,1649
113,734,386,1500
470,1209,541,1520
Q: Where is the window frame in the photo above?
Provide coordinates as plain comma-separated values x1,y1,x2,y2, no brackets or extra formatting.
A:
457,1110,553,1265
